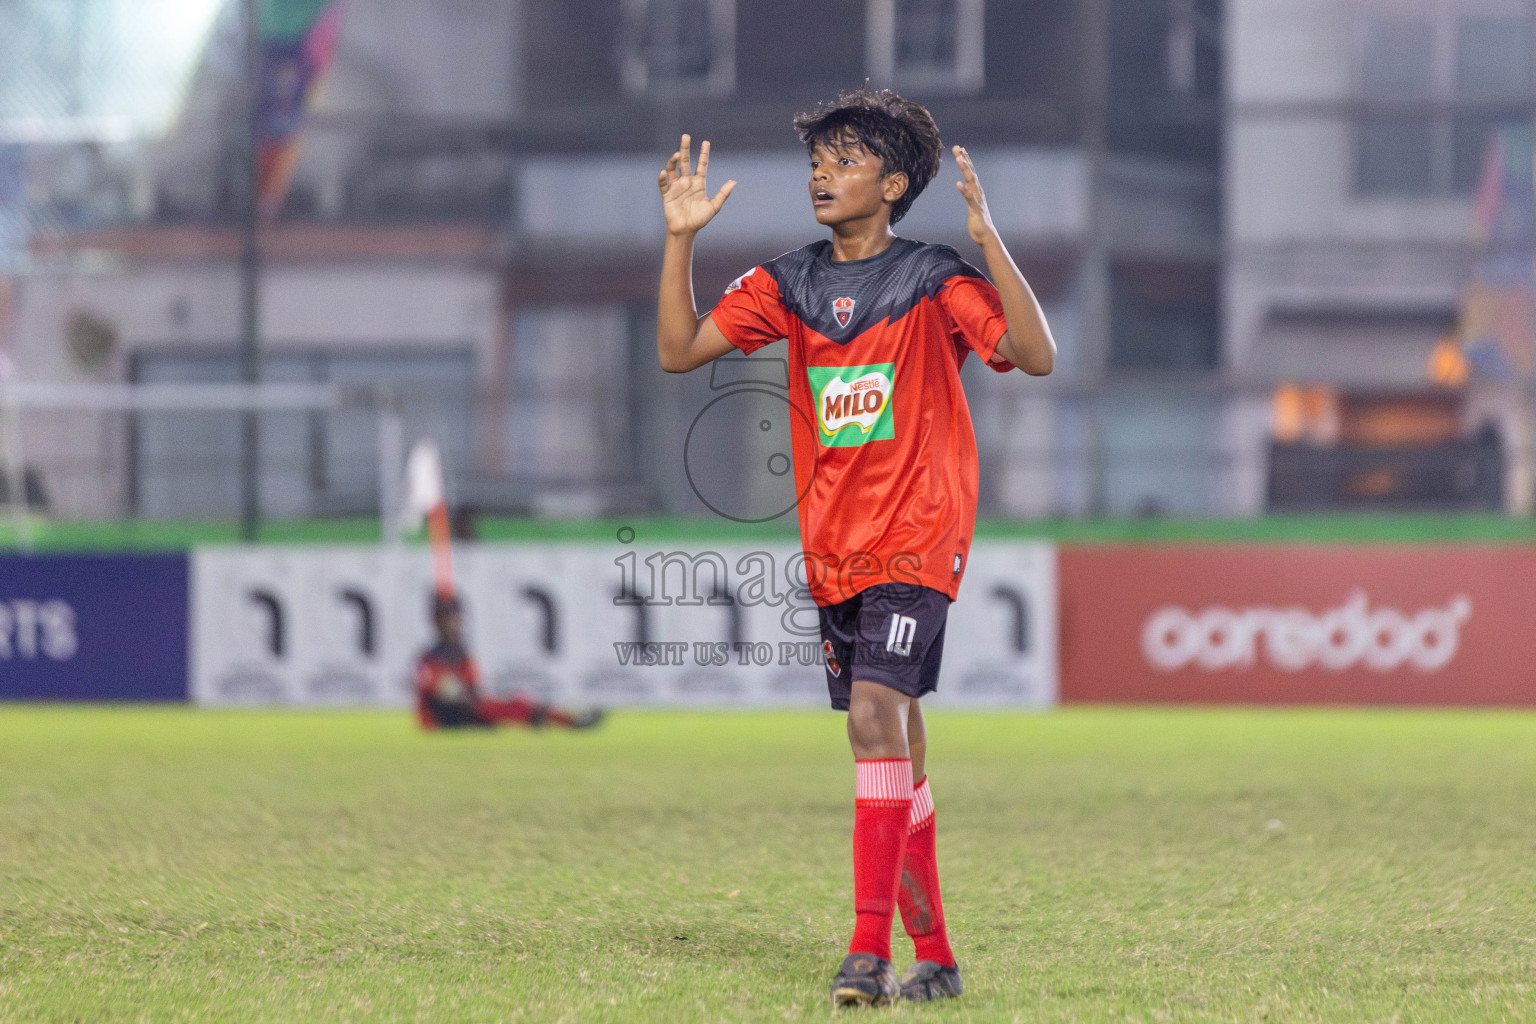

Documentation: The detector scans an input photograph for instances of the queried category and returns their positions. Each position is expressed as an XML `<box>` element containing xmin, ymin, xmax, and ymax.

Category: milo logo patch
<box><xmin>807</xmin><ymin>363</ymin><xmax>895</xmax><ymax>447</ymax></box>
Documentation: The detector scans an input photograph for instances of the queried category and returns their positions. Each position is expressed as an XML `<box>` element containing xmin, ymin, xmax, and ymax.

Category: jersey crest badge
<box><xmin>832</xmin><ymin>296</ymin><xmax>855</xmax><ymax>328</ymax></box>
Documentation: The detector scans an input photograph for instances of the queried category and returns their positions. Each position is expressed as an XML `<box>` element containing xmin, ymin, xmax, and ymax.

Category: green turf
<box><xmin>3</xmin><ymin>707</ymin><xmax>1535</xmax><ymax>1022</ymax></box>
<box><xmin>9</xmin><ymin>512</ymin><xmax>1536</xmax><ymax>552</ymax></box>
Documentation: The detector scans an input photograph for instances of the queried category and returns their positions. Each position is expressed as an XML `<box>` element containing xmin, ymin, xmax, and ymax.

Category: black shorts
<box><xmin>819</xmin><ymin>583</ymin><xmax>951</xmax><ymax>710</ymax></box>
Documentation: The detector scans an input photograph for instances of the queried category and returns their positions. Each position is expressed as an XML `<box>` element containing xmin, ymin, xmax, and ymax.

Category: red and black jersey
<box><xmin>415</xmin><ymin>640</ymin><xmax>483</xmax><ymax>729</ymax></box>
<box><xmin>710</xmin><ymin>238</ymin><xmax>1011</xmax><ymax>606</ymax></box>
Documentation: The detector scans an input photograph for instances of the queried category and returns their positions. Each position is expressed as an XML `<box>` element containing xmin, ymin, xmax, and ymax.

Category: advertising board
<box><xmin>0</xmin><ymin>553</ymin><xmax>189</xmax><ymax>701</ymax></box>
<box><xmin>1060</xmin><ymin>546</ymin><xmax>1534</xmax><ymax>705</ymax></box>
<box><xmin>191</xmin><ymin>541</ymin><xmax>1058</xmax><ymax>708</ymax></box>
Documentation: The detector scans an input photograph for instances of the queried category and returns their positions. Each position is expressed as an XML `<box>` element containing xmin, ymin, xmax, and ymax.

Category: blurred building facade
<box><xmin>7</xmin><ymin>0</ymin><xmax>1234</xmax><ymax>521</ymax></box>
<box><xmin>1226</xmin><ymin>0</ymin><xmax>1532</xmax><ymax>514</ymax></box>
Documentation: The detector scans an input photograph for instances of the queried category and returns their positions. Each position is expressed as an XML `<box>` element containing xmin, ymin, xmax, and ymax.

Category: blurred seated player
<box><xmin>415</xmin><ymin>593</ymin><xmax>602</xmax><ymax>730</ymax></box>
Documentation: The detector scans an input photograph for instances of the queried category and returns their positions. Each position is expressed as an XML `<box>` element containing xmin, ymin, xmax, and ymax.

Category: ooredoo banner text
<box><xmin>1059</xmin><ymin>545</ymin><xmax>1536</xmax><ymax>705</ymax></box>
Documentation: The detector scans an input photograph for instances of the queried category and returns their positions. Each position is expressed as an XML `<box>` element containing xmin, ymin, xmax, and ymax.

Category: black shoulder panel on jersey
<box><xmin>756</xmin><ymin>243</ymin><xmax>824</xmax><ymax>294</ymax></box>
<box><xmin>760</xmin><ymin>239</ymin><xmax>988</xmax><ymax>345</ymax></box>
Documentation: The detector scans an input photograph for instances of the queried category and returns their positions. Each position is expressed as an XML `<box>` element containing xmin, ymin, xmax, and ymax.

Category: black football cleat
<box><xmin>898</xmin><ymin>960</ymin><xmax>963</xmax><ymax>1002</ymax></box>
<box><xmin>571</xmin><ymin>708</ymin><xmax>605</xmax><ymax>730</ymax></box>
<box><xmin>830</xmin><ymin>952</ymin><xmax>898</xmax><ymax>1007</ymax></box>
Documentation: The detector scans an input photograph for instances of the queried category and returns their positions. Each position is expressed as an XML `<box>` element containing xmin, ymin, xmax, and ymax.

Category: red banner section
<box><xmin>1060</xmin><ymin>546</ymin><xmax>1536</xmax><ymax>705</ymax></box>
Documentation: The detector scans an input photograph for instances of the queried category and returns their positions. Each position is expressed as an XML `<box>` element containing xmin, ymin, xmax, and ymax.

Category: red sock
<box><xmin>898</xmin><ymin>776</ymin><xmax>956</xmax><ymax>967</ymax></box>
<box><xmin>849</xmin><ymin>758</ymin><xmax>913</xmax><ymax>961</ymax></box>
<box><xmin>475</xmin><ymin>696</ymin><xmax>579</xmax><ymax>728</ymax></box>
<box><xmin>477</xmin><ymin>696</ymin><xmax>535</xmax><ymax>724</ymax></box>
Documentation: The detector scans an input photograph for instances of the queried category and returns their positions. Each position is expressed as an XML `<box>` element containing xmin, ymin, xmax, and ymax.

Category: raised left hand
<box><xmin>953</xmin><ymin>145</ymin><xmax>997</xmax><ymax>246</ymax></box>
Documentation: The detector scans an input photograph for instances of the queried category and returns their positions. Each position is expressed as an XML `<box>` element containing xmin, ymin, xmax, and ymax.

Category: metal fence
<box><xmin>2</xmin><ymin>367</ymin><xmax>1517</xmax><ymax>536</ymax></box>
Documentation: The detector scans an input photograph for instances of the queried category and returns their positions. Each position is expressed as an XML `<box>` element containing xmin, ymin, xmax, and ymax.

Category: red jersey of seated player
<box><xmin>414</xmin><ymin>639</ymin><xmax>483</xmax><ymax>729</ymax></box>
<box><xmin>415</xmin><ymin>640</ymin><xmax>548</xmax><ymax>729</ymax></box>
<box><xmin>710</xmin><ymin>239</ymin><xmax>1013</xmax><ymax>606</ymax></box>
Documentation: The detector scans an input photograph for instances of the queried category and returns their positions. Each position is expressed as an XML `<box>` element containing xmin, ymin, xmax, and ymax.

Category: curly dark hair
<box><xmin>792</xmin><ymin>87</ymin><xmax>942</xmax><ymax>225</ymax></box>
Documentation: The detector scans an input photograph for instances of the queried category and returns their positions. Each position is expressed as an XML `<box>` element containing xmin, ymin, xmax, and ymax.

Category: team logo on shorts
<box><xmin>823</xmin><ymin>640</ymin><xmax>842</xmax><ymax>677</ymax></box>
<box><xmin>832</xmin><ymin>296</ymin><xmax>855</xmax><ymax>327</ymax></box>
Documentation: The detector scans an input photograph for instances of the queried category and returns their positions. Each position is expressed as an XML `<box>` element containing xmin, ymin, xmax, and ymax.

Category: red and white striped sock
<box><xmin>848</xmin><ymin>758</ymin><xmax>914</xmax><ymax>961</ymax></box>
<box><xmin>898</xmin><ymin>775</ymin><xmax>956</xmax><ymax>967</ymax></box>
<box><xmin>910</xmin><ymin>774</ymin><xmax>935</xmax><ymax>832</ymax></box>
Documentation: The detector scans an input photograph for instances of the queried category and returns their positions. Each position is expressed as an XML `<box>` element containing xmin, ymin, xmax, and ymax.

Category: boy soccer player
<box><xmin>655</xmin><ymin>88</ymin><xmax>1056</xmax><ymax>1006</ymax></box>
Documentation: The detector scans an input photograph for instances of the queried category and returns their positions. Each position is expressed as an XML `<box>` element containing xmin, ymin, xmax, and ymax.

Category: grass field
<box><xmin>3</xmin><ymin>707</ymin><xmax>1535</xmax><ymax>1023</ymax></box>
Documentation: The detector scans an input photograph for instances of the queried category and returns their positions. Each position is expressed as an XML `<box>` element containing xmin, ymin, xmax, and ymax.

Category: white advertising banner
<box><xmin>191</xmin><ymin>541</ymin><xmax>1056</xmax><ymax>708</ymax></box>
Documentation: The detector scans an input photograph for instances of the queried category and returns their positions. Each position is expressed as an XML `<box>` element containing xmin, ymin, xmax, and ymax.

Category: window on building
<box><xmin>1357</xmin><ymin>117</ymin><xmax>1436</xmax><ymax>195</ymax></box>
<box><xmin>1355</xmin><ymin>15</ymin><xmax>1434</xmax><ymax>196</ymax></box>
<box><xmin>130</xmin><ymin>349</ymin><xmax>475</xmax><ymax>519</ymax></box>
<box><xmin>1108</xmin><ymin>261</ymin><xmax>1219</xmax><ymax>372</ymax></box>
<box><xmin>867</xmin><ymin>0</ymin><xmax>984</xmax><ymax>94</ymax></box>
<box><xmin>620</xmin><ymin>0</ymin><xmax>735</xmax><ymax>96</ymax></box>
<box><xmin>1361</xmin><ymin>17</ymin><xmax>1435</xmax><ymax>99</ymax></box>
<box><xmin>1166</xmin><ymin>0</ymin><xmax>1198</xmax><ymax>96</ymax></box>
<box><xmin>1354</xmin><ymin>6</ymin><xmax>1533</xmax><ymax>198</ymax></box>
<box><xmin>1458</xmin><ymin>15</ymin><xmax>1532</xmax><ymax>97</ymax></box>
<box><xmin>0</xmin><ymin>0</ymin><xmax>224</xmax><ymax>139</ymax></box>
<box><xmin>1452</xmin><ymin>14</ymin><xmax>1531</xmax><ymax>191</ymax></box>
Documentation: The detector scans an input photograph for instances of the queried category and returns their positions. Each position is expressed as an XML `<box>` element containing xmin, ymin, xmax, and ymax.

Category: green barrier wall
<box><xmin>6</xmin><ymin>513</ymin><xmax>1536</xmax><ymax>551</ymax></box>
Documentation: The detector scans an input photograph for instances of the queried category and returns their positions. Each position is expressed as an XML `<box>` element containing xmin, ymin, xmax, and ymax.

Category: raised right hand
<box><xmin>658</xmin><ymin>134</ymin><xmax>736</xmax><ymax>236</ymax></box>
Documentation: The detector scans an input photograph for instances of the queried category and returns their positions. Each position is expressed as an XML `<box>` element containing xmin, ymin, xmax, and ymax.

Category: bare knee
<box><xmin>846</xmin><ymin>700</ymin><xmax>899</xmax><ymax>751</ymax></box>
<box><xmin>846</xmin><ymin>680</ymin><xmax>910</xmax><ymax>760</ymax></box>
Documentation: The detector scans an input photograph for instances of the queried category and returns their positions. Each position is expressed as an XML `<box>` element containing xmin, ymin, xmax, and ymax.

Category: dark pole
<box><xmin>238</xmin><ymin>0</ymin><xmax>262</xmax><ymax>540</ymax></box>
<box><xmin>1081</xmin><ymin>0</ymin><xmax>1110</xmax><ymax>517</ymax></box>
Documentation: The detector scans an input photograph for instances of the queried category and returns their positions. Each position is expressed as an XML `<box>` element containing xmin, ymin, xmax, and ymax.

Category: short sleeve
<box><xmin>940</xmin><ymin>274</ymin><xmax>1014</xmax><ymax>373</ymax></box>
<box><xmin>709</xmin><ymin>266</ymin><xmax>790</xmax><ymax>355</ymax></box>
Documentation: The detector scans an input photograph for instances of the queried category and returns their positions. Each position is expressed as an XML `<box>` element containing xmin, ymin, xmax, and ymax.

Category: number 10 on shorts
<box><xmin>887</xmin><ymin>614</ymin><xmax>917</xmax><ymax>657</ymax></box>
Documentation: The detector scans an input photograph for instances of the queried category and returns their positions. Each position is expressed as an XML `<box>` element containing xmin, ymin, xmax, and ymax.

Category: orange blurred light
<box><xmin>1271</xmin><ymin>384</ymin><xmax>1339</xmax><ymax>445</ymax></box>
<box><xmin>1428</xmin><ymin>337</ymin><xmax>1470</xmax><ymax>387</ymax></box>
